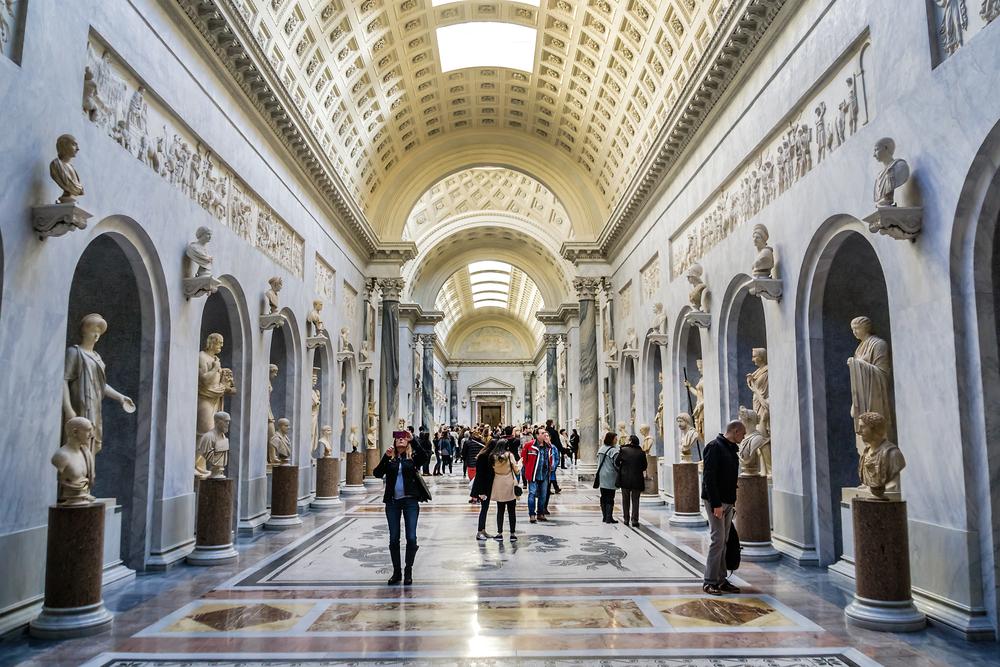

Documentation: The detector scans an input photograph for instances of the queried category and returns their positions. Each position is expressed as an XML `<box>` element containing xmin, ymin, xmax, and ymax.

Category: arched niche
<box><xmin>66</xmin><ymin>227</ymin><xmax>163</xmax><ymax>571</ymax></box>
<box><xmin>642</xmin><ymin>337</ymin><xmax>663</xmax><ymax>455</ymax></box>
<box><xmin>719</xmin><ymin>275</ymin><xmax>768</xmax><ymax>419</ymax></box>
<box><xmin>621</xmin><ymin>354</ymin><xmax>638</xmax><ymax>438</ymax></box>
<box><xmin>672</xmin><ymin>310</ymin><xmax>705</xmax><ymax>463</ymax></box>
<box><xmin>267</xmin><ymin>307</ymin><xmax>301</xmax><ymax>465</ymax></box>
<box><xmin>806</xmin><ymin>229</ymin><xmax>893</xmax><ymax>563</ymax></box>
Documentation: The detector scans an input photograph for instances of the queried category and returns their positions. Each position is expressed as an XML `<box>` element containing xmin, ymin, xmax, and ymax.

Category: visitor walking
<box><xmin>489</xmin><ymin>436</ymin><xmax>522</xmax><ymax>540</ymax></box>
<box><xmin>596</xmin><ymin>432</ymin><xmax>620</xmax><ymax>524</ymax></box>
<box><xmin>523</xmin><ymin>427</ymin><xmax>555</xmax><ymax>523</ymax></box>
<box><xmin>373</xmin><ymin>431</ymin><xmax>430</xmax><ymax>586</ymax></box>
<box><xmin>615</xmin><ymin>434</ymin><xmax>647</xmax><ymax>526</ymax></box>
<box><xmin>570</xmin><ymin>429</ymin><xmax>580</xmax><ymax>464</ymax></box>
<box><xmin>418</xmin><ymin>429</ymin><xmax>433</xmax><ymax>475</ymax></box>
<box><xmin>461</xmin><ymin>429</ymin><xmax>486</xmax><ymax>505</ymax></box>
<box><xmin>471</xmin><ymin>435</ymin><xmax>505</xmax><ymax>539</ymax></box>
<box><xmin>701</xmin><ymin>420</ymin><xmax>745</xmax><ymax>596</ymax></box>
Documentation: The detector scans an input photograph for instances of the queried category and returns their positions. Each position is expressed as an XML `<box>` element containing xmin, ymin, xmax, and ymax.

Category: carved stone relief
<box><xmin>618</xmin><ymin>282</ymin><xmax>633</xmax><ymax>320</ymax></box>
<box><xmin>930</xmin><ymin>0</ymin><xmax>998</xmax><ymax>60</ymax></box>
<box><xmin>315</xmin><ymin>254</ymin><xmax>335</xmax><ymax>302</ymax></box>
<box><xmin>343</xmin><ymin>281</ymin><xmax>358</xmax><ymax>323</ymax></box>
<box><xmin>0</xmin><ymin>0</ymin><xmax>25</xmax><ymax>63</ymax></box>
<box><xmin>641</xmin><ymin>255</ymin><xmax>660</xmax><ymax>301</ymax></box>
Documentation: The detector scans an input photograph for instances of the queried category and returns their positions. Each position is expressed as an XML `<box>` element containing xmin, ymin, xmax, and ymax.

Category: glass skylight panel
<box><xmin>474</xmin><ymin>300</ymin><xmax>509</xmax><ymax>309</ymax></box>
<box><xmin>436</xmin><ymin>23</ymin><xmax>537</xmax><ymax>73</ymax></box>
<box><xmin>470</xmin><ymin>260</ymin><xmax>512</xmax><ymax>273</ymax></box>
<box><xmin>433</xmin><ymin>0</ymin><xmax>538</xmax><ymax>5</ymax></box>
<box><xmin>469</xmin><ymin>271</ymin><xmax>510</xmax><ymax>284</ymax></box>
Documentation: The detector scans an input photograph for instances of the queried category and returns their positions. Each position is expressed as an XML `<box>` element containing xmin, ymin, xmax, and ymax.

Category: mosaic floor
<box><xmin>4</xmin><ymin>470</ymin><xmax>995</xmax><ymax>667</ymax></box>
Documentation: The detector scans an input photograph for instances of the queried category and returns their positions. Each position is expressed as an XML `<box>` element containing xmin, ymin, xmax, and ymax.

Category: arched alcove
<box><xmin>674</xmin><ymin>319</ymin><xmax>705</xmax><ymax>463</ymax></box>
<box><xmin>268</xmin><ymin>319</ymin><xmax>295</xmax><ymax>463</ymax></box>
<box><xmin>719</xmin><ymin>277</ymin><xmax>768</xmax><ymax>419</ymax></box>
<box><xmin>642</xmin><ymin>339</ymin><xmax>663</xmax><ymax>456</ymax></box>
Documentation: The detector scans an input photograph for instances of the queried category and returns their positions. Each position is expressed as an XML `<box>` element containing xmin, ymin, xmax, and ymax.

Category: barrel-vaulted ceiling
<box><xmin>222</xmin><ymin>0</ymin><xmax>731</xmax><ymax>243</ymax></box>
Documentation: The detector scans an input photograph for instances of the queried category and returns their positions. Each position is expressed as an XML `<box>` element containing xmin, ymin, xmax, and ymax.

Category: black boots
<box><xmin>601</xmin><ymin>499</ymin><xmax>618</xmax><ymax>524</ymax></box>
<box><xmin>387</xmin><ymin>542</ymin><xmax>402</xmax><ymax>585</ymax></box>
<box><xmin>403</xmin><ymin>543</ymin><xmax>419</xmax><ymax>585</ymax></box>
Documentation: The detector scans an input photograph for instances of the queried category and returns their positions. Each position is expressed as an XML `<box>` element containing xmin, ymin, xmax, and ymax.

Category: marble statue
<box><xmin>348</xmin><ymin>425</ymin><xmax>359</xmax><ymax>453</ymax></box>
<box><xmin>197</xmin><ymin>411</ymin><xmax>231</xmax><ymax>479</ymax></box>
<box><xmin>737</xmin><ymin>406</ymin><xmax>769</xmax><ymax>477</ymax></box>
<box><xmin>935</xmin><ymin>0</ymin><xmax>969</xmax><ymax>56</ymax></box>
<box><xmin>747</xmin><ymin>348</ymin><xmax>770</xmax><ymax>446</ymax></box>
<box><xmin>367</xmin><ymin>401</ymin><xmax>378</xmax><ymax>449</ymax></box>
<box><xmin>461</xmin><ymin>397</ymin><xmax>468</xmax><ymax>409</ymax></box>
<box><xmin>607</xmin><ymin>340</ymin><xmax>618</xmax><ymax>362</ymax></box>
<box><xmin>639</xmin><ymin>423</ymin><xmax>654</xmax><ymax>454</ymax></box>
<box><xmin>984</xmin><ymin>0</ymin><xmax>1000</xmax><ymax>25</ymax></box>
<box><xmin>848</xmin><ymin>316</ymin><xmax>894</xmax><ymax>455</ymax></box>
<box><xmin>52</xmin><ymin>417</ymin><xmax>96</xmax><ymax>505</ymax></box>
<box><xmin>63</xmin><ymin>313</ymin><xmax>135</xmax><ymax>455</ymax></box>
<box><xmin>340</xmin><ymin>327</ymin><xmax>352</xmax><ymax>352</ymax></box>
<box><xmin>359</xmin><ymin>340</ymin><xmax>372</xmax><ymax>364</ymax></box>
<box><xmin>265</xmin><ymin>277</ymin><xmax>282</xmax><ymax>314</ymax></box>
<box><xmin>857</xmin><ymin>411</ymin><xmax>905</xmax><ymax>498</ymax></box>
<box><xmin>186</xmin><ymin>226</ymin><xmax>215</xmax><ymax>279</ymax></box>
<box><xmin>318</xmin><ymin>425</ymin><xmax>333</xmax><ymax>458</ymax></box>
<box><xmin>82</xmin><ymin>68</ymin><xmax>103</xmax><ymax>122</ymax></box>
<box><xmin>648</xmin><ymin>302</ymin><xmax>666</xmax><ymax>335</ymax></box>
<box><xmin>49</xmin><ymin>134</ymin><xmax>84</xmax><ymax>203</ymax></box>
<box><xmin>307</xmin><ymin>300</ymin><xmax>328</xmax><ymax>337</ymax></box>
<box><xmin>515</xmin><ymin>397</ymin><xmax>521</xmax><ymax>408</ymax></box>
<box><xmin>623</xmin><ymin>326</ymin><xmax>638</xmax><ymax>350</ymax></box>
<box><xmin>872</xmin><ymin>137</ymin><xmax>910</xmax><ymax>208</ymax></box>
<box><xmin>268</xmin><ymin>418</ymin><xmax>291</xmax><ymax>465</ymax></box>
<box><xmin>752</xmin><ymin>224</ymin><xmax>775</xmax><ymax>278</ymax></box>
<box><xmin>653</xmin><ymin>374</ymin><xmax>664</xmax><ymax>439</ymax></box>
<box><xmin>197</xmin><ymin>333</ymin><xmax>233</xmax><ymax>478</ymax></box>
<box><xmin>685</xmin><ymin>264</ymin><xmax>708</xmax><ymax>312</ymax></box>
<box><xmin>267</xmin><ymin>364</ymin><xmax>278</xmax><ymax>443</ymax></box>
<box><xmin>684</xmin><ymin>360</ymin><xmax>706</xmax><ymax>443</ymax></box>
<box><xmin>341</xmin><ymin>381</ymin><xmax>347</xmax><ymax>431</ymax></box>
<box><xmin>617</xmin><ymin>421</ymin><xmax>628</xmax><ymax>447</ymax></box>
<box><xmin>310</xmin><ymin>368</ymin><xmax>321</xmax><ymax>453</ymax></box>
<box><xmin>676</xmin><ymin>413</ymin><xmax>698</xmax><ymax>463</ymax></box>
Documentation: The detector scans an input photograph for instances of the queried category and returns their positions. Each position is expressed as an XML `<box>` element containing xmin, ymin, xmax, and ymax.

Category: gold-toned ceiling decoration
<box><xmin>233</xmin><ymin>0</ymin><xmax>728</xmax><ymax>221</ymax></box>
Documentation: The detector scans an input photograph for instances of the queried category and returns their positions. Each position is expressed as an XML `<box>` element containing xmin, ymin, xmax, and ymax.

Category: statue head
<box><xmin>195</xmin><ymin>226</ymin><xmax>212</xmax><ymax>243</ymax></box>
<box><xmin>79</xmin><ymin>313</ymin><xmax>108</xmax><ymax>344</ymax></box>
<box><xmin>873</xmin><ymin>137</ymin><xmax>895</xmax><ymax>163</ymax></box>
<box><xmin>204</xmin><ymin>333</ymin><xmax>224</xmax><ymax>354</ymax></box>
<box><xmin>350</xmin><ymin>425</ymin><xmax>357</xmax><ymax>434</ymax></box>
<box><xmin>65</xmin><ymin>416</ymin><xmax>93</xmax><ymax>447</ymax></box>
<box><xmin>213</xmin><ymin>411</ymin><xmax>231</xmax><ymax>434</ymax></box>
<box><xmin>322</xmin><ymin>425</ymin><xmax>332</xmax><ymax>438</ymax></box>
<box><xmin>268</xmin><ymin>276</ymin><xmax>283</xmax><ymax>291</ymax></box>
<box><xmin>312</xmin><ymin>367</ymin><xmax>319</xmax><ymax>386</ymax></box>
<box><xmin>677</xmin><ymin>413</ymin><xmax>693</xmax><ymax>430</ymax></box>
<box><xmin>269</xmin><ymin>363</ymin><xmax>278</xmax><ymax>378</ymax></box>
<box><xmin>56</xmin><ymin>134</ymin><xmax>79</xmax><ymax>160</ymax></box>
<box><xmin>850</xmin><ymin>316</ymin><xmax>874</xmax><ymax>340</ymax></box>
<box><xmin>617</xmin><ymin>421</ymin><xmax>627</xmax><ymax>432</ymax></box>
<box><xmin>738</xmin><ymin>405</ymin><xmax>759</xmax><ymax>431</ymax></box>
<box><xmin>696</xmin><ymin>358</ymin><xmax>703</xmax><ymax>373</ymax></box>
<box><xmin>361</xmin><ymin>340</ymin><xmax>370</xmax><ymax>351</ymax></box>
<box><xmin>652</xmin><ymin>302</ymin><xmax>663</xmax><ymax>314</ymax></box>
<box><xmin>858</xmin><ymin>411</ymin><xmax>887</xmax><ymax>446</ymax></box>
<box><xmin>312</xmin><ymin>299</ymin><xmax>324</xmax><ymax>312</ymax></box>
<box><xmin>753</xmin><ymin>223</ymin><xmax>769</xmax><ymax>249</ymax></box>
<box><xmin>685</xmin><ymin>263</ymin><xmax>704</xmax><ymax>286</ymax></box>
<box><xmin>639</xmin><ymin>423</ymin><xmax>650</xmax><ymax>436</ymax></box>
<box><xmin>752</xmin><ymin>348</ymin><xmax>767</xmax><ymax>367</ymax></box>
<box><xmin>341</xmin><ymin>326</ymin><xmax>349</xmax><ymax>337</ymax></box>
<box><xmin>276</xmin><ymin>418</ymin><xmax>290</xmax><ymax>434</ymax></box>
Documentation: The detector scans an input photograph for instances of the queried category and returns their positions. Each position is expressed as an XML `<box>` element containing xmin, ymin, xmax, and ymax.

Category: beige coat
<box><xmin>490</xmin><ymin>452</ymin><xmax>523</xmax><ymax>503</ymax></box>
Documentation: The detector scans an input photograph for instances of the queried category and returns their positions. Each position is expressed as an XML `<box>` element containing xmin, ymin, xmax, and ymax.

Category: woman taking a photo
<box><xmin>374</xmin><ymin>431</ymin><xmax>430</xmax><ymax>585</ymax></box>
<box><xmin>615</xmin><ymin>434</ymin><xmax>647</xmax><ymax>526</ymax></box>
<box><xmin>596</xmin><ymin>432</ymin><xmax>620</xmax><ymax>524</ymax></box>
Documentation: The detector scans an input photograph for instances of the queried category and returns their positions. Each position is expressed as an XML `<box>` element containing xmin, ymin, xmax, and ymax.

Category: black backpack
<box><xmin>726</xmin><ymin>521</ymin><xmax>742</xmax><ymax>571</ymax></box>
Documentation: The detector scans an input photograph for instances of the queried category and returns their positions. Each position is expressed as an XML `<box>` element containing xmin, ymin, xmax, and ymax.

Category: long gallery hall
<box><xmin>1</xmin><ymin>0</ymin><xmax>1000</xmax><ymax>666</ymax></box>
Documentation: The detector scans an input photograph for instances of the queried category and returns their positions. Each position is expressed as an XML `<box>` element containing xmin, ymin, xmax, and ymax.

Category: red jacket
<box><xmin>520</xmin><ymin>439</ymin><xmax>556</xmax><ymax>482</ymax></box>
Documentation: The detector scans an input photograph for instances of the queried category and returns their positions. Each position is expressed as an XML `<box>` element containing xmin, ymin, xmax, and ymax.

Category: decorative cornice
<box><xmin>375</xmin><ymin>278</ymin><xmax>406</xmax><ymax>301</ymax></box>
<box><xmin>370</xmin><ymin>241</ymin><xmax>418</xmax><ymax>265</ymax></box>
<box><xmin>398</xmin><ymin>302</ymin><xmax>444</xmax><ymax>325</ymax></box>
<box><xmin>535</xmin><ymin>302</ymin><xmax>580</xmax><ymax>325</ymax></box>
<box><xmin>453</xmin><ymin>359</ymin><xmax>536</xmax><ymax>367</ymax></box>
<box><xmin>171</xmin><ymin>0</ymin><xmax>379</xmax><ymax>258</ymax></box>
<box><xmin>573</xmin><ymin>277</ymin><xmax>603</xmax><ymax>301</ymax></box>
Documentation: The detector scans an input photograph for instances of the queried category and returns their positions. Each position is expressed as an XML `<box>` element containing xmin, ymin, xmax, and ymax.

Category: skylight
<box><xmin>470</xmin><ymin>261</ymin><xmax>512</xmax><ymax>309</ymax></box>
<box><xmin>436</xmin><ymin>23</ymin><xmax>537</xmax><ymax>73</ymax></box>
<box><xmin>433</xmin><ymin>0</ymin><xmax>538</xmax><ymax>5</ymax></box>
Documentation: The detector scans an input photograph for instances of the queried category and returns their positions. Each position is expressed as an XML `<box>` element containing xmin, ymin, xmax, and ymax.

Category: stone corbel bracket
<box><xmin>183</xmin><ymin>276</ymin><xmax>221</xmax><ymax>300</ymax></box>
<box><xmin>621</xmin><ymin>348</ymin><xmax>641</xmax><ymax>360</ymax></box>
<box><xmin>337</xmin><ymin>351</ymin><xmax>355</xmax><ymax>363</ymax></box>
<box><xmin>306</xmin><ymin>335</ymin><xmax>329</xmax><ymax>350</ymax></box>
<box><xmin>260</xmin><ymin>313</ymin><xmax>287</xmax><ymax>331</ymax></box>
<box><xmin>647</xmin><ymin>334</ymin><xmax>670</xmax><ymax>348</ymax></box>
<box><xmin>864</xmin><ymin>206</ymin><xmax>923</xmax><ymax>242</ymax></box>
<box><xmin>604</xmin><ymin>359</ymin><xmax>620</xmax><ymax>370</ymax></box>
<box><xmin>749</xmin><ymin>278</ymin><xmax>783</xmax><ymax>301</ymax></box>
<box><xmin>685</xmin><ymin>312</ymin><xmax>712</xmax><ymax>329</ymax></box>
<box><xmin>357</xmin><ymin>360</ymin><xmax>373</xmax><ymax>372</ymax></box>
<box><xmin>32</xmin><ymin>203</ymin><xmax>92</xmax><ymax>239</ymax></box>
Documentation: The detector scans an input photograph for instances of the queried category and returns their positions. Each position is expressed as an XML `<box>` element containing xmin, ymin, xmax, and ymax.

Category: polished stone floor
<box><xmin>2</xmin><ymin>468</ymin><xmax>998</xmax><ymax>667</ymax></box>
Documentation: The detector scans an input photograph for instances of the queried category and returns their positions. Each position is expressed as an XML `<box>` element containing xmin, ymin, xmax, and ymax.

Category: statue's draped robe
<box><xmin>197</xmin><ymin>351</ymin><xmax>226</xmax><ymax>475</ymax></box>
<box><xmin>748</xmin><ymin>364</ymin><xmax>770</xmax><ymax>444</ymax></box>
<box><xmin>65</xmin><ymin>346</ymin><xmax>107</xmax><ymax>452</ymax></box>
<box><xmin>849</xmin><ymin>335</ymin><xmax>894</xmax><ymax>452</ymax></box>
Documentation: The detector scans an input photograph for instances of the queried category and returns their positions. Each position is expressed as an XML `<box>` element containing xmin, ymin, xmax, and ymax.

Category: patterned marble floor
<box><xmin>3</xmin><ymin>470</ymin><xmax>995</xmax><ymax>667</ymax></box>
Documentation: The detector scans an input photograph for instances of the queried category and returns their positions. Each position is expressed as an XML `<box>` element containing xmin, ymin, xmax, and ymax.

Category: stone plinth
<box><xmin>341</xmin><ymin>451</ymin><xmax>367</xmax><ymax>495</ymax></box>
<box><xmin>845</xmin><ymin>498</ymin><xmax>926</xmax><ymax>632</ymax></box>
<box><xmin>30</xmin><ymin>503</ymin><xmax>113</xmax><ymax>639</ymax></box>
<box><xmin>265</xmin><ymin>465</ymin><xmax>302</xmax><ymax>530</ymax></box>
<box><xmin>669</xmin><ymin>462</ymin><xmax>707</xmax><ymax>526</ymax></box>
<box><xmin>259</xmin><ymin>313</ymin><xmax>287</xmax><ymax>330</ymax></box>
<box><xmin>735</xmin><ymin>474</ymin><xmax>779</xmax><ymax>561</ymax></box>
<box><xmin>364</xmin><ymin>447</ymin><xmax>382</xmax><ymax>488</ymax></box>
<box><xmin>188</xmin><ymin>478</ymin><xmax>238</xmax><ymax>565</ymax></box>
<box><xmin>32</xmin><ymin>202</ymin><xmax>92</xmax><ymax>238</ymax></box>
<box><xmin>640</xmin><ymin>454</ymin><xmax>664</xmax><ymax>505</ymax></box>
<box><xmin>312</xmin><ymin>457</ymin><xmax>343</xmax><ymax>508</ymax></box>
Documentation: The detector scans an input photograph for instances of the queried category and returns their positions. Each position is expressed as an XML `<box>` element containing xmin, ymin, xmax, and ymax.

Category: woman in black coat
<box><xmin>615</xmin><ymin>434</ymin><xmax>648</xmax><ymax>527</ymax></box>
<box><xmin>373</xmin><ymin>432</ymin><xmax>430</xmax><ymax>585</ymax></box>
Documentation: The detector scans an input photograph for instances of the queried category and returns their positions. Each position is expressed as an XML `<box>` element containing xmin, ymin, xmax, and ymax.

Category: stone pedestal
<box><xmin>735</xmin><ymin>474</ymin><xmax>779</xmax><ymax>561</ymax></box>
<box><xmin>669</xmin><ymin>462</ymin><xmax>707</xmax><ymax>526</ymax></box>
<box><xmin>363</xmin><ymin>447</ymin><xmax>382</xmax><ymax>488</ymax></box>
<box><xmin>30</xmin><ymin>503</ymin><xmax>113</xmax><ymax>639</ymax></box>
<box><xmin>312</xmin><ymin>458</ymin><xmax>343</xmax><ymax>508</ymax></box>
<box><xmin>32</xmin><ymin>202</ymin><xmax>92</xmax><ymax>238</ymax></box>
<box><xmin>341</xmin><ymin>451</ymin><xmax>367</xmax><ymax>495</ymax></box>
<box><xmin>845</xmin><ymin>498</ymin><xmax>926</xmax><ymax>632</ymax></box>
<box><xmin>265</xmin><ymin>465</ymin><xmax>302</xmax><ymax>530</ymax></box>
<box><xmin>98</xmin><ymin>499</ymin><xmax>135</xmax><ymax>587</ymax></box>
<box><xmin>187</xmin><ymin>478</ymin><xmax>238</xmax><ymax>565</ymax></box>
<box><xmin>640</xmin><ymin>454</ymin><xmax>664</xmax><ymax>505</ymax></box>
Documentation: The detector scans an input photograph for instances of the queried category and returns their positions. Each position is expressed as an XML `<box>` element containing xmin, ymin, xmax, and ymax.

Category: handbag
<box><xmin>726</xmin><ymin>519</ymin><xmax>741</xmax><ymax>571</ymax></box>
<box><xmin>510</xmin><ymin>455</ymin><xmax>522</xmax><ymax>498</ymax></box>
<box><xmin>414</xmin><ymin>466</ymin><xmax>432</xmax><ymax>502</ymax></box>
<box><xmin>593</xmin><ymin>452</ymin><xmax>606</xmax><ymax>489</ymax></box>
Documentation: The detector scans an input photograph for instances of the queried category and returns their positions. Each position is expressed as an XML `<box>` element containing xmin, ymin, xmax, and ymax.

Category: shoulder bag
<box><xmin>413</xmin><ymin>464</ymin><xmax>433</xmax><ymax>502</ymax></box>
<box><xmin>510</xmin><ymin>455</ymin><xmax>523</xmax><ymax>498</ymax></box>
<box><xmin>593</xmin><ymin>451</ymin><xmax>606</xmax><ymax>489</ymax></box>
<box><xmin>726</xmin><ymin>520</ymin><xmax>741</xmax><ymax>571</ymax></box>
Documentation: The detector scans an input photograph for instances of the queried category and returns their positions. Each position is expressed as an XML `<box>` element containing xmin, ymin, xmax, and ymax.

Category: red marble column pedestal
<box><xmin>265</xmin><ymin>465</ymin><xmax>302</xmax><ymax>530</ymax></box>
<box><xmin>669</xmin><ymin>462</ymin><xmax>707</xmax><ymax>526</ymax></box>
<box><xmin>188</xmin><ymin>478</ymin><xmax>238</xmax><ymax>565</ymax></box>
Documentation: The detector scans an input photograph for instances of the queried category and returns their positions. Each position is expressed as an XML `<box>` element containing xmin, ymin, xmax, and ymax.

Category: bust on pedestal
<box><xmin>684</xmin><ymin>265</ymin><xmax>712</xmax><ymax>329</ymax></box>
<box><xmin>188</xmin><ymin>412</ymin><xmax>239</xmax><ymax>565</ymax></box>
<box><xmin>306</xmin><ymin>300</ymin><xmax>329</xmax><ymax>349</ymax></box>
<box><xmin>670</xmin><ymin>413</ymin><xmax>707</xmax><ymax>526</ymax></box>
<box><xmin>182</xmin><ymin>226</ymin><xmax>221</xmax><ymax>299</ymax></box>
<box><xmin>313</xmin><ymin>424</ymin><xmax>343</xmax><ymax>508</ymax></box>
<box><xmin>735</xmin><ymin>407</ymin><xmax>779</xmax><ymax>561</ymax></box>
<box><xmin>863</xmin><ymin>137</ymin><xmax>922</xmax><ymax>241</ymax></box>
<box><xmin>260</xmin><ymin>277</ymin><xmax>288</xmax><ymax>330</ymax></box>
<box><xmin>748</xmin><ymin>224</ymin><xmax>783</xmax><ymax>300</ymax></box>
<box><xmin>265</xmin><ymin>419</ymin><xmax>302</xmax><ymax>530</ymax></box>
<box><xmin>33</xmin><ymin>134</ymin><xmax>93</xmax><ymax>239</ymax></box>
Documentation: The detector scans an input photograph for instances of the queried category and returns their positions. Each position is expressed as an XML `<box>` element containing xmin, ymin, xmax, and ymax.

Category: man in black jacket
<box><xmin>701</xmin><ymin>419</ymin><xmax>745</xmax><ymax>596</ymax></box>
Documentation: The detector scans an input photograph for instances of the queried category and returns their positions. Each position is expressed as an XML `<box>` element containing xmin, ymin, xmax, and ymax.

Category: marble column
<box><xmin>544</xmin><ymin>334</ymin><xmax>559</xmax><ymax>426</ymax></box>
<box><xmin>378</xmin><ymin>278</ymin><xmax>404</xmax><ymax>453</ymax></box>
<box><xmin>523</xmin><ymin>371</ymin><xmax>533</xmax><ymax>424</ymax></box>
<box><xmin>603</xmin><ymin>280</ymin><xmax>617</xmax><ymax>429</ymax></box>
<box><xmin>574</xmin><ymin>277</ymin><xmax>602</xmax><ymax>478</ymax></box>
<box><xmin>448</xmin><ymin>371</ymin><xmax>459</xmax><ymax>426</ymax></box>
<box><xmin>421</xmin><ymin>333</ymin><xmax>435</xmax><ymax>431</ymax></box>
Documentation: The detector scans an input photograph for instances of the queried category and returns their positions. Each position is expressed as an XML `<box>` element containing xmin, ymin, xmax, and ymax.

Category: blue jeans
<box><xmin>385</xmin><ymin>497</ymin><xmax>420</xmax><ymax>547</ymax></box>
<box><xmin>527</xmin><ymin>480</ymin><xmax>549</xmax><ymax>517</ymax></box>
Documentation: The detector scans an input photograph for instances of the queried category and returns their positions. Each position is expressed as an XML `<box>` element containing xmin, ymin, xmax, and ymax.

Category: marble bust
<box><xmin>857</xmin><ymin>411</ymin><xmax>905</xmax><ymax>498</ymax></box>
<box><xmin>847</xmin><ymin>316</ymin><xmax>894</xmax><ymax>455</ymax></box>
<box><xmin>737</xmin><ymin>406</ymin><xmax>768</xmax><ymax>477</ymax></box>
<box><xmin>340</xmin><ymin>327</ymin><xmax>352</xmax><ymax>352</ymax></box>
<box><xmin>359</xmin><ymin>340</ymin><xmax>372</xmax><ymax>363</ymax></box>
<box><xmin>617</xmin><ymin>421</ymin><xmax>628</xmax><ymax>447</ymax></box>
<box><xmin>752</xmin><ymin>224</ymin><xmax>775</xmax><ymax>279</ymax></box>
<box><xmin>186</xmin><ymin>226</ymin><xmax>215</xmax><ymax>279</ymax></box>
<box><xmin>348</xmin><ymin>425</ymin><xmax>359</xmax><ymax>453</ymax></box>
<box><xmin>264</xmin><ymin>277</ymin><xmax>282</xmax><ymax>314</ymax></box>
<box><xmin>622</xmin><ymin>326</ymin><xmax>638</xmax><ymax>351</ymax></box>
<box><xmin>685</xmin><ymin>264</ymin><xmax>708</xmax><ymax>312</ymax></box>
<box><xmin>873</xmin><ymin>137</ymin><xmax>910</xmax><ymax>207</ymax></box>
<box><xmin>52</xmin><ymin>417</ymin><xmax>96</xmax><ymax>505</ymax></box>
<box><xmin>639</xmin><ymin>423</ymin><xmax>654</xmax><ymax>454</ymax></box>
<box><xmin>307</xmin><ymin>300</ymin><xmax>327</xmax><ymax>337</ymax></box>
<box><xmin>49</xmin><ymin>134</ymin><xmax>84</xmax><ymax>203</ymax></box>
<box><xmin>197</xmin><ymin>411</ymin><xmax>231</xmax><ymax>479</ymax></box>
<box><xmin>318</xmin><ymin>425</ymin><xmax>333</xmax><ymax>458</ymax></box>
<box><xmin>676</xmin><ymin>413</ymin><xmax>698</xmax><ymax>463</ymax></box>
<box><xmin>63</xmin><ymin>313</ymin><xmax>135</xmax><ymax>455</ymax></box>
<box><xmin>648</xmin><ymin>302</ymin><xmax>666</xmax><ymax>335</ymax></box>
<box><xmin>268</xmin><ymin>418</ymin><xmax>292</xmax><ymax>465</ymax></box>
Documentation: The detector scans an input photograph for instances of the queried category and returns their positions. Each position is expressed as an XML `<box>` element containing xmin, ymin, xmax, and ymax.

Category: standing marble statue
<box><xmin>186</xmin><ymin>227</ymin><xmax>215</xmax><ymax>279</ymax></box>
<box><xmin>752</xmin><ymin>224</ymin><xmax>775</xmax><ymax>278</ymax></box>
<box><xmin>49</xmin><ymin>134</ymin><xmax>85</xmax><ymax>203</ymax></box>
<box><xmin>268</xmin><ymin>418</ymin><xmax>292</xmax><ymax>465</ymax></box>
<box><xmin>676</xmin><ymin>413</ymin><xmax>698</xmax><ymax>463</ymax></box>
<box><xmin>617</xmin><ymin>421</ymin><xmax>628</xmax><ymax>447</ymax></box>
<box><xmin>265</xmin><ymin>277</ymin><xmax>283</xmax><ymax>313</ymax></box>
<box><xmin>52</xmin><ymin>417</ymin><xmax>97</xmax><ymax>505</ymax></box>
<box><xmin>653</xmin><ymin>373</ymin><xmax>664</xmax><ymax>439</ymax></box>
<box><xmin>310</xmin><ymin>368</ymin><xmax>321</xmax><ymax>454</ymax></box>
<box><xmin>684</xmin><ymin>359</ymin><xmax>706</xmax><ymax>443</ymax></box>
<box><xmin>639</xmin><ymin>423</ymin><xmax>654</xmax><ymax>454</ymax></box>
<box><xmin>737</xmin><ymin>406</ymin><xmax>769</xmax><ymax>476</ymax></box>
<box><xmin>685</xmin><ymin>264</ymin><xmax>709</xmax><ymax>312</ymax></box>
<box><xmin>872</xmin><ymin>138</ymin><xmax>910</xmax><ymax>207</ymax></box>
<box><xmin>267</xmin><ymin>364</ymin><xmax>278</xmax><ymax>443</ymax></box>
<box><xmin>340</xmin><ymin>381</ymin><xmax>347</xmax><ymax>432</ymax></box>
<box><xmin>847</xmin><ymin>316</ymin><xmax>894</xmax><ymax>455</ymax></box>
<box><xmin>307</xmin><ymin>300</ymin><xmax>328</xmax><ymax>337</ymax></box>
<box><xmin>857</xmin><ymin>411</ymin><xmax>905</xmax><ymax>498</ymax></box>
<box><xmin>318</xmin><ymin>425</ymin><xmax>333</xmax><ymax>458</ymax></box>
<box><xmin>197</xmin><ymin>411</ymin><xmax>231</xmax><ymax>479</ymax></box>
<box><xmin>63</xmin><ymin>313</ymin><xmax>135</xmax><ymax>455</ymax></box>
<box><xmin>340</xmin><ymin>327</ymin><xmax>352</xmax><ymax>352</ymax></box>
<box><xmin>196</xmin><ymin>333</ymin><xmax>233</xmax><ymax>479</ymax></box>
<box><xmin>747</xmin><ymin>348</ymin><xmax>770</xmax><ymax>446</ymax></box>
<box><xmin>367</xmin><ymin>401</ymin><xmax>379</xmax><ymax>449</ymax></box>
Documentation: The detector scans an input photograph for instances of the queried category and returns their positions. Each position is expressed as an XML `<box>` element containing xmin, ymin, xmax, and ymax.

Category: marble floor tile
<box><xmin>160</xmin><ymin>602</ymin><xmax>315</xmax><ymax>633</ymax></box>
